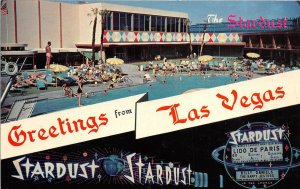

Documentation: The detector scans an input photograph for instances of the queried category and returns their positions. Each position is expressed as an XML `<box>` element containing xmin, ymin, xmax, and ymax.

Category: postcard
<box><xmin>1</xmin><ymin>0</ymin><xmax>300</xmax><ymax>188</ymax></box>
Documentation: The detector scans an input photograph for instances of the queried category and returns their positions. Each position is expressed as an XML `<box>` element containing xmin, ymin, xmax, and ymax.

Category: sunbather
<box><xmin>13</xmin><ymin>81</ymin><xmax>29</xmax><ymax>88</ymax></box>
<box><xmin>24</xmin><ymin>79</ymin><xmax>37</xmax><ymax>86</ymax></box>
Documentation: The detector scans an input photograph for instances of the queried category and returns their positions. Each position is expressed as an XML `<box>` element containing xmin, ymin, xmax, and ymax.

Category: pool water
<box><xmin>32</xmin><ymin>75</ymin><xmax>246</xmax><ymax>116</ymax></box>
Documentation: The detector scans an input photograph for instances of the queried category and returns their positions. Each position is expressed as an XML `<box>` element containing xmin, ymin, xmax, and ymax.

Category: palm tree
<box><xmin>87</xmin><ymin>8</ymin><xmax>100</xmax><ymax>64</ymax></box>
<box><xmin>87</xmin><ymin>8</ymin><xmax>110</xmax><ymax>65</ymax></box>
<box><xmin>99</xmin><ymin>9</ymin><xmax>110</xmax><ymax>64</ymax></box>
<box><xmin>184</xmin><ymin>18</ymin><xmax>193</xmax><ymax>58</ymax></box>
<box><xmin>200</xmin><ymin>21</ymin><xmax>208</xmax><ymax>57</ymax></box>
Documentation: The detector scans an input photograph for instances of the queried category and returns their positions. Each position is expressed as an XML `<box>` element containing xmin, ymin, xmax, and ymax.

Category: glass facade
<box><xmin>133</xmin><ymin>14</ymin><xmax>147</xmax><ymax>31</ymax></box>
<box><xmin>167</xmin><ymin>17</ymin><xmax>171</xmax><ymax>32</ymax></box>
<box><xmin>113</xmin><ymin>12</ymin><xmax>132</xmax><ymax>31</ymax></box>
<box><xmin>104</xmin><ymin>13</ymin><xmax>112</xmax><ymax>30</ymax></box>
<box><xmin>151</xmin><ymin>16</ymin><xmax>156</xmax><ymax>31</ymax></box>
<box><xmin>110</xmin><ymin>11</ymin><xmax>185</xmax><ymax>32</ymax></box>
<box><xmin>113</xmin><ymin>12</ymin><xmax>119</xmax><ymax>30</ymax></box>
<box><xmin>182</xmin><ymin>19</ymin><xmax>187</xmax><ymax>32</ymax></box>
<box><xmin>145</xmin><ymin>15</ymin><xmax>150</xmax><ymax>31</ymax></box>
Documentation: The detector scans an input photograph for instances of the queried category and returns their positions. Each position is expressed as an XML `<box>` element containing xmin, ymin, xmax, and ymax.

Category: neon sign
<box><xmin>227</xmin><ymin>14</ymin><xmax>288</xmax><ymax>29</ymax></box>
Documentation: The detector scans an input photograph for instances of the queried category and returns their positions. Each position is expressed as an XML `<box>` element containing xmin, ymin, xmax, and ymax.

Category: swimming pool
<box><xmin>31</xmin><ymin>75</ymin><xmax>246</xmax><ymax>116</ymax></box>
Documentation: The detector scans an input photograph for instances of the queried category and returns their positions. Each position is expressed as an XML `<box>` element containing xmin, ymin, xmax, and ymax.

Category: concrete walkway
<box><xmin>2</xmin><ymin>64</ymin><xmax>145</xmax><ymax>107</ymax></box>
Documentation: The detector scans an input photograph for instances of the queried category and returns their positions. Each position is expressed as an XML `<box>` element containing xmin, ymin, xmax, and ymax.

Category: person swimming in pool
<box><xmin>62</xmin><ymin>83</ymin><xmax>74</xmax><ymax>97</ymax></box>
<box><xmin>77</xmin><ymin>77</ymin><xmax>84</xmax><ymax>106</ymax></box>
<box><xmin>108</xmin><ymin>82</ymin><xmax>114</xmax><ymax>89</ymax></box>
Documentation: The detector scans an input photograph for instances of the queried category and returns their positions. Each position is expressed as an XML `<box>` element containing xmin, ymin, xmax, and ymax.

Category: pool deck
<box><xmin>2</xmin><ymin>64</ymin><xmax>263</xmax><ymax>107</ymax></box>
<box><xmin>2</xmin><ymin>64</ymin><xmax>145</xmax><ymax>107</ymax></box>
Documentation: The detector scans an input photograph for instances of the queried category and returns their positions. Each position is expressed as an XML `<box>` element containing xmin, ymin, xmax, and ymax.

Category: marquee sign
<box><xmin>212</xmin><ymin>122</ymin><xmax>300</xmax><ymax>188</ymax></box>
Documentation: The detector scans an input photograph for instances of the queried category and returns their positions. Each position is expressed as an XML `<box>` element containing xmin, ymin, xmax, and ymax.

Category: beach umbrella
<box><xmin>198</xmin><ymin>55</ymin><xmax>213</xmax><ymax>63</ymax></box>
<box><xmin>50</xmin><ymin>64</ymin><xmax>69</xmax><ymax>72</ymax></box>
<box><xmin>198</xmin><ymin>55</ymin><xmax>213</xmax><ymax>73</ymax></box>
<box><xmin>246</xmin><ymin>52</ymin><xmax>260</xmax><ymax>59</ymax></box>
<box><xmin>50</xmin><ymin>64</ymin><xmax>69</xmax><ymax>87</ymax></box>
<box><xmin>106</xmin><ymin>57</ymin><xmax>124</xmax><ymax>65</ymax></box>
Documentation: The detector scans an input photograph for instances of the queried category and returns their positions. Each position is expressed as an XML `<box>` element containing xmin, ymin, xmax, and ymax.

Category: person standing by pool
<box><xmin>77</xmin><ymin>77</ymin><xmax>84</xmax><ymax>106</ymax></box>
<box><xmin>45</xmin><ymin>41</ymin><xmax>52</xmax><ymax>69</ymax></box>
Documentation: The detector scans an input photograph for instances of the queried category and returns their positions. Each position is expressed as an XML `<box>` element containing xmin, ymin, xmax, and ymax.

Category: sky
<box><xmin>53</xmin><ymin>0</ymin><xmax>300</xmax><ymax>24</ymax></box>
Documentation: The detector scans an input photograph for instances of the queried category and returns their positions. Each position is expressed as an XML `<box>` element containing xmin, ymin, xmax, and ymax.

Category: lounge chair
<box><xmin>69</xmin><ymin>66</ymin><xmax>75</xmax><ymax>74</ymax></box>
<box><xmin>22</xmin><ymin>72</ymin><xmax>29</xmax><ymax>80</ymax></box>
<box><xmin>265</xmin><ymin>64</ymin><xmax>277</xmax><ymax>75</ymax></box>
<box><xmin>284</xmin><ymin>67</ymin><xmax>291</xmax><ymax>72</ymax></box>
<box><xmin>191</xmin><ymin>64</ymin><xmax>198</xmax><ymax>71</ymax></box>
<box><xmin>227</xmin><ymin>62</ymin><xmax>234</xmax><ymax>69</ymax></box>
<box><xmin>45</xmin><ymin>75</ymin><xmax>57</xmax><ymax>86</ymax></box>
<box><xmin>210</xmin><ymin>62</ymin><xmax>221</xmax><ymax>71</ymax></box>
<box><xmin>265</xmin><ymin>63</ymin><xmax>273</xmax><ymax>70</ymax></box>
<box><xmin>251</xmin><ymin>63</ymin><xmax>258</xmax><ymax>70</ymax></box>
<box><xmin>37</xmin><ymin>79</ymin><xmax>47</xmax><ymax>90</ymax></box>
<box><xmin>219</xmin><ymin>63</ymin><xmax>229</xmax><ymax>71</ymax></box>
<box><xmin>45</xmin><ymin>69</ymin><xmax>51</xmax><ymax>75</ymax></box>
<box><xmin>58</xmin><ymin>71</ymin><xmax>67</xmax><ymax>79</ymax></box>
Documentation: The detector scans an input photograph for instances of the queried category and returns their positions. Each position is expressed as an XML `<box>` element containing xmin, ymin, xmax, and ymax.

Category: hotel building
<box><xmin>5</xmin><ymin>0</ymin><xmax>297</xmax><ymax>69</ymax></box>
<box><xmin>191</xmin><ymin>18</ymin><xmax>300</xmax><ymax>65</ymax></box>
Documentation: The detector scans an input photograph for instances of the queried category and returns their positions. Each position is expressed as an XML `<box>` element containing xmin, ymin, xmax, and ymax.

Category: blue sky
<box><xmin>54</xmin><ymin>0</ymin><xmax>300</xmax><ymax>24</ymax></box>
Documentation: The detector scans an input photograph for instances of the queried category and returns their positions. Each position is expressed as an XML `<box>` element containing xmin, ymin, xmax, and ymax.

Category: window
<box><xmin>133</xmin><ymin>14</ymin><xmax>146</xmax><ymax>31</ymax></box>
<box><xmin>171</xmin><ymin>18</ymin><xmax>176</xmax><ymax>32</ymax></box>
<box><xmin>175</xmin><ymin>18</ymin><xmax>180</xmax><ymax>32</ymax></box>
<box><xmin>104</xmin><ymin>13</ymin><xmax>112</xmax><ymax>30</ymax></box>
<box><xmin>145</xmin><ymin>15</ymin><xmax>150</xmax><ymax>31</ymax></box>
<box><xmin>162</xmin><ymin>17</ymin><xmax>166</xmax><ymax>32</ymax></box>
<box><xmin>157</xmin><ymin>16</ymin><xmax>162</xmax><ymax>31</ymax></box>
<box><xmin>134</xmin><ymin>14</ymin><xmax>139</xmax><ymax>31</ymax></box>
<box><xmin>120</xmin><ymin>13</ymin><xmax>126</xmax><ymax>30</ymax></box>
<box><xmin>127</xmin><ymin>14</ymin><xmax>132</xmax><ymax>31</ymax></box>
<box><xmin>113</xmin><ymin>12</ymin><xmax>120</xmax><ymax>30</ymax></box>
<box><xmin>140</xmin><ymin>15</ymin><xmax>145</xmax><ymax>31</ymax></box>
<box><xmin>167</xmin><ymin>17</ymin><xmax>171</xmax><ymax>32</ymax></box>
<box><xmin>151</xmin><ymin>16</ymin><xmax>156</xmax><ymax>31</ymax></box>
<box><xmin>111</xmin><ymin>12</ymin><xmax>133</xmax><ymax>31</ymax></box>
<box><xmin>183</xmin><ymin>19</ymin><xmax>187</xmax><ymax>32</ymax></box>
<box><xmin>111</xmin><ymin>13</ymin><xmax>185</xmax><ymax>32</ymax></box>
<box><xmin>180</xmin><ymin>18</ymin><xmax>184</xmax><ymax>32</ymax></box>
